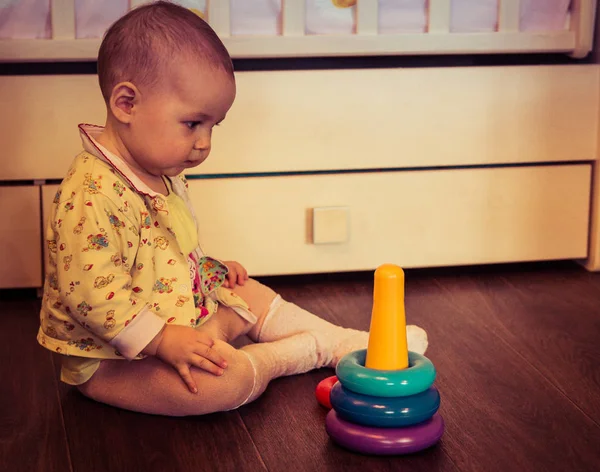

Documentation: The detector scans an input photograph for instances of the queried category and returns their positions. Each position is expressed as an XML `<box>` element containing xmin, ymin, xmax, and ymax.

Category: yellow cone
<box><xmin>365</xmin><ymin>264</ymin><xmax>409</xmax><ymax>370</ymax></box>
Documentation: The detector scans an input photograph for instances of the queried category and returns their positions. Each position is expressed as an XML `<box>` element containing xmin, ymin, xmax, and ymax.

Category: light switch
<box><xmin>312</xmin><ymin>206</ymin><xmax>349</xmax><ymax>244</ymax></box>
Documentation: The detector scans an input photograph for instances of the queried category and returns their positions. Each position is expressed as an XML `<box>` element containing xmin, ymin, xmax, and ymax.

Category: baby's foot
<box><xmin>311</xmin><ymin>324</ymin><xmax>429</xmax><ymax>369</ymax></box>
<box><xmin>406</xmin><ymin>325</ymin><xmax>428</xmax><ymax>356</ymax></box>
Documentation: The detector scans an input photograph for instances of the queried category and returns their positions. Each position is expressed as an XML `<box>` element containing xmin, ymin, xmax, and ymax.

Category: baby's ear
<box><xmin>109</xmin><ymin>82</ymin><xmax>138</xmax><ymax>124</ymax></box>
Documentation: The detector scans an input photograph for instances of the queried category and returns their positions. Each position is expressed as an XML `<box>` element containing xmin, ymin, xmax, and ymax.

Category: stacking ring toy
<box><xmin>315</xmin><ymin>375</ymin><xmax>338</xmax><ymax>409</ymax></box>
<box><xmin>336</xmin><ymin>349</ymin><xmax>436</xmax><ymax>397</ymax></box>
<box><xmin>320</xmin><ymin>264</ymin><xmax>445</xmax><ymax>456</ymax></box>
<box><xmin>326</xmin><ymin>410</ymin><xmax>445</xmax><ymax>455</ymax></box>
<box><xmin>330</xmin><ymin>382</ymin><xmax>440</xmax><ymax>427</ymax></box>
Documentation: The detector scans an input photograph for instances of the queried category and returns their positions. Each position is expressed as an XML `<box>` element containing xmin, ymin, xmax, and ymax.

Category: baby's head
<box><xmin>96</xmin><ymin>1</ymin><xmax>236</xmax><ymax>178</ymax></box>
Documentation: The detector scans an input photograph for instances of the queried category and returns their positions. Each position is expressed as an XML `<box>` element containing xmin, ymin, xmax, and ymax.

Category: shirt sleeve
<box><xmin>54</xmin><ymin>189</ymin><xmax>164</xmax><ymax>360</ymax></box>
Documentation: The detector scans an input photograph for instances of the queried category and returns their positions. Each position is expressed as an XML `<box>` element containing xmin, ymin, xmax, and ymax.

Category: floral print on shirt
<box><xmin>37</xmin><ymin>151</ymin><xmax>244</xmax><ymax>360</ymax></box>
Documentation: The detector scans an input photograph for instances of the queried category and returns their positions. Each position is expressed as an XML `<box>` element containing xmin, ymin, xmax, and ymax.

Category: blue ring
<box><xmin>330</xmin><ymin>382</ymin><xmax>440</xmax><ymax>427</ymax></box>
<box><xmin>336</xmin><ymin>349</ymin><xmax>436</xmax><ymax>397</ymax></box>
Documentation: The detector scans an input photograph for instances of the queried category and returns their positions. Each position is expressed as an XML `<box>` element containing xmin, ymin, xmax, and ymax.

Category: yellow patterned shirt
<box><xmin>38</xmin><ymin>124</ymin><xmax>254</xmax><ymax>384</ymax></box>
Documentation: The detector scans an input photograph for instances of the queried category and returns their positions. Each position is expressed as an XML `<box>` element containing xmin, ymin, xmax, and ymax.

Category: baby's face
<box><xmin>127</xmin><ymin>60</ymin><xmax>236</xmax><ymax>177</ymax></box>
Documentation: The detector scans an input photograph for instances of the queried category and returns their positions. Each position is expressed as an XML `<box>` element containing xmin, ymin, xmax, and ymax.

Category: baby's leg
<box><xmin>233</xmin><ymin>279</ymin><xmax>429</xmax><ymax>367</ymax></box>
<box><xmin>193</xmin><ymin>281</ymin><xmax>277</xmax><ymax>343</ymax></box>
<box><xmin>78</xmin><ymin>333</ymin><xmax>323</xmax><ymax>416</ymax></box>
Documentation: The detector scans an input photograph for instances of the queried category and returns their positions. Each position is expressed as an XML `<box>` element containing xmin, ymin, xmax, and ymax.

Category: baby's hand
<box><xmin>153</xmin><ymin>325</ymin><xmax>228</xmax><ymax>394</ymax></box>
<box><xmin>223</xmin><ymin>260</ymin><xmax>248</xmax><ymax>288</ymax></box>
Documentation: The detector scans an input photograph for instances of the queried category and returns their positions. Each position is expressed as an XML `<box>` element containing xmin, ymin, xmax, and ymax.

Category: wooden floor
<box><xmin>2</xmin><ymin>262</ymin><xmax>600</xmax><ymax>472</ymax></box>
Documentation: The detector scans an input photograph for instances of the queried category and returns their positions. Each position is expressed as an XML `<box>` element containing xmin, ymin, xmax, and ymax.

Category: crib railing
<box><xmin>0</xmin><ymin>0</ymin><xmax>597</xmax><ymax>62</ymax></box>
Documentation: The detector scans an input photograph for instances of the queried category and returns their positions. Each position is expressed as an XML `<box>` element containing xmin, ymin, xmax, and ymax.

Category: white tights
<box><xmin>77</xmin><ymin>280</ymin><xmax>428</xmax><ymax>416</ymax></box>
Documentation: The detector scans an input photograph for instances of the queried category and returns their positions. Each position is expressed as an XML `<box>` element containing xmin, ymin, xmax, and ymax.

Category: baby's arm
<box><xmin>53</xmin><ymin>190</ymin><xmax>225</xmax><ymax>392</ymax></box>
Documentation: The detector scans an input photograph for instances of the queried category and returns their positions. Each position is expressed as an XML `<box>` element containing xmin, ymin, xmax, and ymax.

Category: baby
<box><xmin>37</xmin><ymin>1</ymin><xmax>428</xmax><ymax>416</ymax></box>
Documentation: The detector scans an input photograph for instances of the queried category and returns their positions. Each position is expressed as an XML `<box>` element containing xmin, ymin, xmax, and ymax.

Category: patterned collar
<box><xmin>78</xmin><ymin>123</ymin><xmax>163</xmax><ymax>199</ymax></box>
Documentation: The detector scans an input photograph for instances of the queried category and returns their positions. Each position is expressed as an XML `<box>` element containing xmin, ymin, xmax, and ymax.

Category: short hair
<box><xmin>97</xmin><ymin>1</ymin><xmax>234</xmax><ymax>101</ymax></box>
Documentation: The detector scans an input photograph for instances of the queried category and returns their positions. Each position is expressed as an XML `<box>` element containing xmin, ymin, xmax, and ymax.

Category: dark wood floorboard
<box><xmin>0</xmin><ymin>299</ymin><xmax>71</xmax><ymax>472</ymax></box>
<box><xmin>240</xmin><ymin>268</ymin><xmax>600</xmax><ymax>472</ymax></box>
<box><xmin>434</xmin><ymin>266</ymin><xmax>600</xmax><ymax>423</ymax></box>
<box><xmin>404</xmin><ymin>273</ymin><xmax>600</xmax><ymax>472</ymax></box>
<box><xmin>3</xmin><ymin>262</ymin><xmax>600</xmax><ymax>472</ymax></box>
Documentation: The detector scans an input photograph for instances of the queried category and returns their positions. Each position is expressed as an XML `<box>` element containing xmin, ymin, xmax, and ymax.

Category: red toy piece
<box><xmin>315</xmin><ymin>375</ymin><xmax>338</xmax><ymax>409</ymax></box>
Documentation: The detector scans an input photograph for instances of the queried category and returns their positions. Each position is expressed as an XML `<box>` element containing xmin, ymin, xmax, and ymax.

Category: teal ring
<box><xmin>335</xmin><ymin>349</ymin><xmax>436</xmax><ymax>397</ymax></box>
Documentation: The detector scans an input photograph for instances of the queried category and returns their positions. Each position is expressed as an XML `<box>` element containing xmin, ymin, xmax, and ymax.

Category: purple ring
<box><xmin>326</xmin><ymin>410</ymin><xmax>444</xmax><ymax>455</ymax></box>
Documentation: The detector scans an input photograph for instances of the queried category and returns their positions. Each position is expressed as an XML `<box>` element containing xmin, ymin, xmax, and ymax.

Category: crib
<box><xmin>0</xmin><ymin>0</ymin><xmax>596</xmax><ymax>61</ymax></box>
<box><xmin>0</xmin><ymin>1</ymin><xmax>599</xmax><ymax>290</ymax></box>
